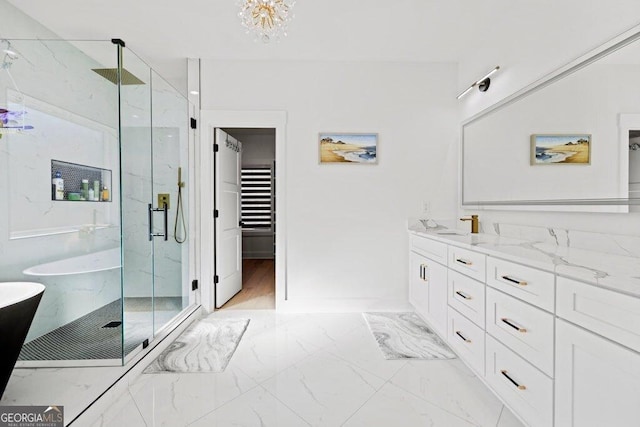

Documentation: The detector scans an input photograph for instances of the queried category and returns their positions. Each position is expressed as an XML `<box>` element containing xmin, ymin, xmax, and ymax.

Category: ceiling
<box><xmin>8</xmin><ymin>0</ymin><xmax>640</xmax><ymax>93</ymax></box>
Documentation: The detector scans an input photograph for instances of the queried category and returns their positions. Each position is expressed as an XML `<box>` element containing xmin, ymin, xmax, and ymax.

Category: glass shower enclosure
<box><xmin>0</xmin><ymin>38</ymin><xmax>196</xmax><ymax>365</ymax></box>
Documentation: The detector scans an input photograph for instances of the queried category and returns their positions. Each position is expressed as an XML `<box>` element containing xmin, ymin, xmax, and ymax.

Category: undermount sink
<box><xmin>436</xmin><ymin>229</ymin><xmax>468</xmax><ymax>236</ymax></box>
<box><xmin>0</xmin><ymin>282</ymin><xmax>45</xmax><ymax>399</ymax></box>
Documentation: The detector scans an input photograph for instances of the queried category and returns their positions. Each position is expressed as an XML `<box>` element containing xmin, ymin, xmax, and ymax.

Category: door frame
<box><xmin>199</xmin><ymin>110</ymin><xmax>287</xmax><ymax>312</ymax></box>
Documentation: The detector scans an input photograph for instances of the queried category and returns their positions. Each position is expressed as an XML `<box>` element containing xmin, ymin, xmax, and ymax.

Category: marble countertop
<box><xmin>409</xmin><ymin>225</ymin><xmax>640</xmax><ymax>299</ymax></box>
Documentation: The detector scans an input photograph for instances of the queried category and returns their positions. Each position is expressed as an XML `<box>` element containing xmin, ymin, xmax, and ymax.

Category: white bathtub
<box><xmin>22</xmin><ymin>248</ymin><xmax>121</xmax><ymax>276</ymax></box>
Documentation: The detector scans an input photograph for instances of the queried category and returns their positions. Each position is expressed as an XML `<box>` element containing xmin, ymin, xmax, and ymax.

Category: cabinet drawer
<box><xmin>447</xmin><ymin>270</ymin><xmax>485</xmax><ymax>328</ymax></box>
<box><xmin>486</xmin><ymin>287</ymin><xmax>554</xmax><ymax>377</ymax></box>
<box><xmin>485</xmin><ymin>335</ymin><xmax>553</xmax><ymax>427</ymax></box>
<box><xmin>447</xmin><ymin>308</ymin><xmax>485</xmax><ymax>376</ymax></box>
<box><xmin>557</xmin><ymin>276</ymin><xmax>640</xmax><ymax>353</ymax></box>
<box><xmin>448</xmin><ymin>246</ymin><xmax>486</xmax><ymax>282</ymax></box>
<box><xmin>487</xmin><ymin>257</ymin><xmax>554</xmax><ymax>311</ymax></box>
<box><xmin>410</xmin><ymin>234</ymin><xmax>447</xmax><ymax>265</ymax></box>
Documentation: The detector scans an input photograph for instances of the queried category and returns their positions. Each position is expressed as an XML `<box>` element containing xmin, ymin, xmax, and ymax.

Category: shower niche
<box><xmin>51</xmin><ymin>159</ymin><xmax>112</xmax><ymax>202</ymax></box>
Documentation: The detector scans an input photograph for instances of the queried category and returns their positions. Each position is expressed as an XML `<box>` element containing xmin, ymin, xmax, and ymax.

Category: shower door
<box><xmin>118</xmin><ymin>48</ymin><xmax>192</xmax><ymax>358</ymax></box>
<box><xmin>150</xmin><ymin>70</ymin><xmax>191</xmax><ymax>335</ymax></box>
<box><xmin>119</xmin><ymin>47</ymin><xmax>155</xmax><ymax>357</ymax></box>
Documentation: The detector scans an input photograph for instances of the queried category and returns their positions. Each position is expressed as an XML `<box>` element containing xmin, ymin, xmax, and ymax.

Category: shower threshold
<box><xmin>18</xmin><ymin>297</ymin><xmax>183</xmax><ymax>363</ymax></box>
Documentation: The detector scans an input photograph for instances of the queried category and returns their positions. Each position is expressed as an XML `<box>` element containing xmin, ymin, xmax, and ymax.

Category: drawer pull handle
<box><xmin>501</xmin><ymin>370</ymin><xmax>526</xmax><ymax>390</ymax></box>
<box><xmin>455</xmin><ymin>291</ymin><xmax>471</xmax><ymax>300</ymax></box>
<box><xmin>501</xmin><ymin>318</ymin><xmax>527</xmax><ymax>333</ymax></box>
<box><xmin>455</xmin><ymin>331</ymin><xmax>471</xmax><ymax>343</ymax></box>
<box><xmin>501</xmin><ymin>275</ymin><xmax>527</xmax><ymax>286</ymax></box>
<box><xmin>456</xmin><ymin>258</ymin><xmax>473</xmax><ymax>266</ymax></box>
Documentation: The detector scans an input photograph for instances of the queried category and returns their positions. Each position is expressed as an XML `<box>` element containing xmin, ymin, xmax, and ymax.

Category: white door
<box><xmin>215</xmin><ymin>129</ymin><xmax>242</xmax><ymax>308</ymax></box>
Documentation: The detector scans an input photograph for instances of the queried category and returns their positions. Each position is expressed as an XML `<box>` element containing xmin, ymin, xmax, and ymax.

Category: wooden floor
<box><xmin>221</xmin><ymin>259</ymin><xmax>275</xmax><ymax>310</ymax></box>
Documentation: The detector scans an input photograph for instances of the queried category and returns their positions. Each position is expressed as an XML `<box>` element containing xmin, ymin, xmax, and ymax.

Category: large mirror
<box><xmin>462</xmin><ymin>28</ymin><xmax>640</xmax><ymax>210</ymax></box>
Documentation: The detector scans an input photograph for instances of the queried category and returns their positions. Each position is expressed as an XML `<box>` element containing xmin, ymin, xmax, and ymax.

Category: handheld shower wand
<box><xmin>174</xmin><ymin>167</ymin><xmax>187</xmax><ymax>244</ymax></box>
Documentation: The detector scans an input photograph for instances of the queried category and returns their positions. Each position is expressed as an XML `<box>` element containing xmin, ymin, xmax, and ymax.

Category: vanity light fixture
<box><xmin>457</xmin><ymin>66</ymin><xmax>500</xmax><ymax>99</ymax></box>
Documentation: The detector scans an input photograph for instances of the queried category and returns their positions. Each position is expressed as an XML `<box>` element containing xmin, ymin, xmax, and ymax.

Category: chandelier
<box><xmin>238</xmin><ymin>0</ymin><xmax>296</xmax><ymax>43</ymax></box>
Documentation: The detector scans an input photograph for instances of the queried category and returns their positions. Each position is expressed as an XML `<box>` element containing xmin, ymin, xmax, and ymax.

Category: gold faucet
<box><xmin>460</xmin><ymin>215</ymin><xmax>479</xmax><ymax>233</ymax></box>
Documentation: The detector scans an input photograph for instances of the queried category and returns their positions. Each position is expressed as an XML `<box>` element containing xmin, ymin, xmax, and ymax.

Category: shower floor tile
<box><xmin>19</xmin><ymin>297</ymin><xmax>183</xmax><ymax>361</ymax></box>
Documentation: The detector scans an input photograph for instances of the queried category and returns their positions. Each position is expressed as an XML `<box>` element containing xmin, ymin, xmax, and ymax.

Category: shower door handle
<box><xmin>148</xmin><ymin>204</ymin><xmax>153</xmax><ymax>241</ymax></box>
<box><xmin>162</xmin><ymin>202</ymin><xmax>168</xmax><ymax>241</ymax></box>
<box><xmin>149</xmin><ymin>203</ymin><xmax>168</xmax><ymax>241</ymax></box>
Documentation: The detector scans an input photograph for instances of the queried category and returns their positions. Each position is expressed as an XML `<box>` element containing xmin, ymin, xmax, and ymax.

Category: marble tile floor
<box><xmin>93</xmin><ymin>310</ymin><xmax>524</xmax><ymax>427</ymax></box>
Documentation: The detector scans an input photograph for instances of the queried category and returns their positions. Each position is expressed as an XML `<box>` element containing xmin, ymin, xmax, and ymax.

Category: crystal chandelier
<box><xmin>237</xmin><ymin>0</ymin><xmax>296</xmax><ymax>43</ymax></box>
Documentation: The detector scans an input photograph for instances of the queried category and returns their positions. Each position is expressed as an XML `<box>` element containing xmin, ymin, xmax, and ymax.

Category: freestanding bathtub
<box><xmin>0</xmin><ymin>282</ymin><xmax>45</xmax><ymax>400</ymax></box>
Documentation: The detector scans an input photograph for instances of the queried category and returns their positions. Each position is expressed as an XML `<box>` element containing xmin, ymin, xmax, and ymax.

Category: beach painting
<box><xmin>319</xmin><ymin>133</ymin><xmax>378</xmax><ymax>164</ymax></box>
<box><xmin>531</xmin><ymin>134</ymin><xmax>591</xmax><ymax>165</ymax></box>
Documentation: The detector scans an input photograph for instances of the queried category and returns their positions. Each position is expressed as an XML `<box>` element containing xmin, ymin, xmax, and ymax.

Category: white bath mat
<box><xmin>144</xmin><ymin>318</ymin><xmax>249</xmax><ymax>373</ymax></box>
<box><xmin>363</xmin><ymin>312</ymin><xmax>455</xmax><ymax>360</ymax></box>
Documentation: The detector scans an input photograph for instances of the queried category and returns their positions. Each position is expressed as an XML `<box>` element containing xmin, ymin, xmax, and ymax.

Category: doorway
<box><xmin>199</xmin><ymin>110</ymin><xmax>286</xmax><ymax>313</ymax></box>
<box><xmin>216</xmin><ymin>127</ymin><xmax>276</xmax><ymax>310</ymax></box>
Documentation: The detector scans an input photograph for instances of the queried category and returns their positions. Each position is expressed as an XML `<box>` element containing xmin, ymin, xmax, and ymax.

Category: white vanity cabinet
<box><xmin>408</xmin><ymin>229</ymin><xmax>640</xmax><ymax>427</ymax></box>
<box><xmin>409</xmin><ymin>234</ymin><xmax>448</xmax><ymax>336</ymax></box>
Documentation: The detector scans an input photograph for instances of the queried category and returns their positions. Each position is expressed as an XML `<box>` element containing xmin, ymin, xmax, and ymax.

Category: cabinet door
<box><xmin>409</xmin><ymin>251</ymin><xmax>429</xmax><ymax>319</ymax></box>
<box><xmin>426</xmin><ymin>259</ymin><xmax>448</xmax><ymax>336</ymax></box>
<box><xmin>556</xmin><ymin>319</ymin><xmax>640</xmax><ymax>427</ymax></box>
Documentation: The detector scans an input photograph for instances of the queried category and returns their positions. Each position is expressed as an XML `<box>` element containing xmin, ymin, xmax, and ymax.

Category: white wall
<box><xmin>458</xmin><ymin>5</ymin><xmax>640</xmax><ymax>121</ymax></box>
<box><xmin>202</xmin><ymin>60</ymin><xmax>458</xmax><ymax>309</ymax></box>
<box><xmin>236</xmin><ymin>132</ymin><xmax>276</xmax><ymax>166</ymax></box>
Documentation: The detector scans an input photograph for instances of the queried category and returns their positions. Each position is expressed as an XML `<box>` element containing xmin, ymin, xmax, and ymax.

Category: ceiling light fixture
<box><xmin>457</xmin><ymin>66</ymin><xmax>500</xmax><ymax>99</ymax></box>
<box><xmin>238</xmin><ymin>0</ymin><xmax>296</xmax><ymax>43</ymax></box>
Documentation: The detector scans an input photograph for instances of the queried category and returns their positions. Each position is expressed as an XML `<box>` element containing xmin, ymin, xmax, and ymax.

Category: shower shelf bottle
<box><xmin>81</xmin><ymin>179</ymin><xmax>89</xmax><ymax>200</ymax></box>
<box><xmin>52</xmin><ymin>171</ymin><xmax>64</xmax><ymax>200</ymax></box>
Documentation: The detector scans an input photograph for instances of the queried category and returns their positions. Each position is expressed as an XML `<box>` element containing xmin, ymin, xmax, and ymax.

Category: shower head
<box><xmin>92</xmin><ymin>68</ymin><xmax>145</xmax><ymax>85</ymax></box>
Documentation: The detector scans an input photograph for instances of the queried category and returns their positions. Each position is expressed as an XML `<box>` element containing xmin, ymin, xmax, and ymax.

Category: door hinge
<box><xmin>214</xmin><ymin>209</ymin><xmax>219</xmax><ymax>218</ymax></box>
<box><xmin>213</xmin><ymin>144</ymin><xmax>219</xmax><ymax>152</ymax></box>
<box><xmin>190</xmin><ymin>117</ymin><xmax>197</xmax><ymax>129</ymax></box>
<box><xmin>214</xmin><ymin>275</ymin><xmax>219</xmax><ymax>284</ymax></box>
<box><xmin>191</xmin><ymin>279</ymin><xmax>199</xmax><ymax>291</ymax></box>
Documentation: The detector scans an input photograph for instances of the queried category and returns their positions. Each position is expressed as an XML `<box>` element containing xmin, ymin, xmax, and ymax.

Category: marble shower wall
<box><xmin>0</xmin><ymin>37</ymin><xmax>123</xmax><ymax>340</ymax></box>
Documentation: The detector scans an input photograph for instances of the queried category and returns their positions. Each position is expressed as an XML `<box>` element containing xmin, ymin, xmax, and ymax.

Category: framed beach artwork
<box><xmin>531</xmin><ymin>134</ymin><xmax>591</xmax><ymax>165</ymax></box>
<box><xmin>319</xmin><ymin>133</ymin><xmax>378</xmax><ymax>164</ymax></box>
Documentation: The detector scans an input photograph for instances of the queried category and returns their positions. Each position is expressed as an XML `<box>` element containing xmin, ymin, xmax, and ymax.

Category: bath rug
<box><xmin>363</xmin><ymin>312</ymin><xmax>455</xmax><ymax>360</ymax></box>
<box><xmin>144</xmin><ymin>318</ymin><xmax>249</xmax><ymax>373</ymax></box>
